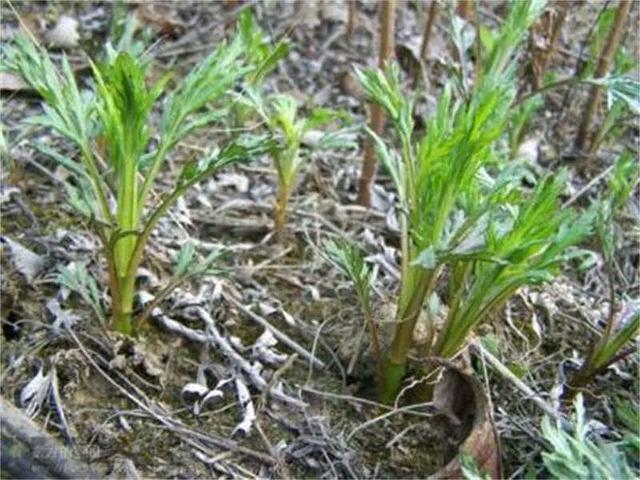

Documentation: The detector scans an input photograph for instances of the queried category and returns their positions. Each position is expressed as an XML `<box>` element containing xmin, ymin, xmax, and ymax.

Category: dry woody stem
<box><xmin>357</xmin><ymin>0</ymin><xmax>396</xmax><ymax>207</ymax></box>
<box><xmin>420</xmin><ymin>1</ymin><xmax>439</xmax><ymax>60</ymax></box>
<box><xmin>531</xmin><ymin>0</ymin><xmax>569</xmax><ymax>90</ymax></box>
<box><xmin>346</xmin><ymin>0</ymin><xmax>357</xmax><ymax>44</ymax></box>
<box><xmin>574</xmin><ymin>0</ymin><xmax>631</xmax><ymax>153</ymax></box>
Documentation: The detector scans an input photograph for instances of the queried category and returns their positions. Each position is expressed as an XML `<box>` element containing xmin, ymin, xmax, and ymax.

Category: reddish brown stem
<box><xmin>413</xmin><ymin>0</ymin><xmax>439</xmax><ymax>89</ymax></box>
<box><xmin>457</xmin><ymin>0</ymin><xmax>473</xmax><ymax>20</ymax></box>
<box><xmin>346</xmin><ymin>0</ymin><xmax>357</xmax><ymax>44</ymax></box>
<box><xmin>574</xmin><ymin>0</ymin><xmax>631</xmax><ymax>153</ymax></box>
<box><xmin>540</xmin><ymin>1</ymin><xmax>569</xmax><ymax>88</ymax></box>
<box><xmin>531</xmin><ymin>1</ymin><xmax>569</xmax><ymax>90</ymax></box>
<box><xmin>274</xmin><ymin>185</ymin><xmax>290</xmax><ymax>244</ymax></box>
<box><xmin>420</xmin><ymin>1</ymin><xmax>439</xmax><ymax>60</ymax></box>
<box><xmin>356</xmin><ymin>0</ymin><xmax>396</xmax><ymax>207</ymax></box>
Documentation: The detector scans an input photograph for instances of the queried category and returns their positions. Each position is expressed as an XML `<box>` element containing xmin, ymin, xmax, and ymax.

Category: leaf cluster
<box><xmin>237</xmin><ymin>8</ymin><xmax>289</xmax><ymax>84</ymax></box>
<box><xmin>4</xmin><ymin>12</ymin><xmax>280</xmax><ymax>333</ymax></box>
<box><xmin>324</xmin><ymin>238</ymin><xmax>373</xmax><ymax>315</ymax></box>
<box><xmin>57</xmin><ymin>263</ymin><xmax>106</xmax><ymax>325</ymax></box>
<box><xmin>542</xmin><ymin>394</ymin><xmax>638</xmax><ymax>479</ymax></box>
<box><xmin>173</xmin><ymin>242</ymin><xmax>223</xmax><ymax>279</ymax></box>
<box><xmin>4</xmin><ymin>36</ymin><xmax>95</xmax><ymax>149</ymax></box>
<box><xmin>354</xmin><ymin>0</ymin><xmax>592</xmax><ymax>365</ymax></box>
<box><xmin>249</xmin><ymin>91</ymin><xmax>355</xmax><ymax>192</ymax></box>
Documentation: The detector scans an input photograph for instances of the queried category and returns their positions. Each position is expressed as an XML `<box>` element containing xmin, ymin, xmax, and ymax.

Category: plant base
<box><xmin>381</xmin><ymin>359</ymin><xmax>406</xmax><ymax>404</ymax></box>
<box><xmin>113</xmin><ymin>311</ymin><xmax>133</xmax><ymax>336</ymax></box>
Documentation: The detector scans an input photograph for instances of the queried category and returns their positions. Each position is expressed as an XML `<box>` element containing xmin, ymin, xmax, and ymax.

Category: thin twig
<box><xmin>306</xmin><ymin>317</ymin><xmax>333</xmax><ymax>384</ymax></box>
<box><xmin>224</xmin><ymin>292</ymin><xmax>326</xmax><ymax>369</ymax></box>
<box><xmin>346</xmin><ymin>401</ymin><xmax>434</xmax><ymax>441</ymax></box>
<box><xmin>562</xmin><ymin>164</ymin><xmax>615</xmax><ymax>208</ymax></box>
<box><xmin>301</xmin><ymin>386</ymin><xmax>433</xmax><ymax>419</ymax></box>
<box><xmin>471</xmin><ymin>341</ymin><xmax>567</xmax><ymax>427</ymax></box>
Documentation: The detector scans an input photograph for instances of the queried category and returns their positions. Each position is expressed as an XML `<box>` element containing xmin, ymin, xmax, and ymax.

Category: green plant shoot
<box><xmin>250</xmin><ymin>92</ymin><xmax>355</xmax><ymax>243</ymax></box>
<box><xmin>325</xmin><ymin>239</ymin><xmax>384</xmax><ymax>388</ymax></box>
<box><xmin>5</xmin><ymin>17</ymin><xmax>278</xmax><ymax>335</ymax></box>
<box><xmin>347</xmin><ymin>0</ymin><xmax>593</xmax><ymax>403</ymax></box>
<box><xmin>541</xmin><ymin>394</ymin><xmax>638</xmax><ymax>479</ymax></box>
<box><xmin>568</xmin><ymin>153</ymin><xmax>640</xmax><ymax>394</ymax></box>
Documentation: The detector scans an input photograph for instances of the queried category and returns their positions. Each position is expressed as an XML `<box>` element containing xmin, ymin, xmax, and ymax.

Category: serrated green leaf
<box><xmin>413</xmin><ymin>246</ymin><xmax>437</xmax><ymax>270</ymax></box>
<box><xmin>57</xmin><ymin>262</ymin><xmax>106</xmax><ymax>323</ymax></box>
<box><xmin>542</xmin><ymin>394</ymin><xmax>637</xmax><ymax>479</ymax></box>
<box><xmin>324</xmin><ymin>238</ymin><xmax>372</xmax><ymax>307</ymax></box>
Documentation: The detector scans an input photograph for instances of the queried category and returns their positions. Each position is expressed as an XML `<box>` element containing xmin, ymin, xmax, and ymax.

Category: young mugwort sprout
<box><xmin>248</xmin><ymin>91</ymin><xmax>356</xmax><ymax>243</ymax></box>
<box><xmin>324</xmin><ymin>238</ymin><xmax>384</xmax><ymax>389</ymax></box>
<box><xmin>567</xmin><ymin>152</ymin><xmax>640</xmax><ymax>398</ymax></box>
<box><xmin>5</xmin><ymin>14</ymin><xmax>279</xmax><ymax>335</ymax></box>
<box><xmin>333</xmin><ymin>0</ymin><xmax>593</xmax><ymax>403</ymax></box>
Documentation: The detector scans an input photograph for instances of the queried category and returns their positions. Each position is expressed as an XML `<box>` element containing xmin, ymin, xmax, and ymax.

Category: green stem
<box><xmin>113</xmin><ymin>274</ymin><xmax>135</xmax><ymax>335</ymax></box>
<box><xmin>121</xmin><ymin>150</ymin><xmax>249</xmax><ymax>334</ymax></box>
<box><xmin>381</xmin><ymin>269</ymin><xmax>437</xmax><ymax>403</ymax></box>
<box><xmin>381</xmin><ymin>360</ymin><xmax>407</xmax><ymax>405</ymax></box>
<box><xmin>80</xmin><ymin>146</ymin><xmax>113</xmax><ymax>227</ymax></box>
<box><xmin>137</xmin><ymin>144</ymin><xmax>169</xmax><ymax>219</ymax></box>
<box><xmin>435</xmin><ymin>281</ymin><xmax>515</xmax><ymax>359</ymax></box>
<box><xmin>100</xmin><ymin>230</ymin><xmax>125</xmax><ymax>332</ymax></box>
<box><xmin>115</xmin><ymin>154</ymin><xmax>139</xmax><ymax>276</ymax></box>
<box><xmin>125</xmin><ymin>189</ymin><xmax>182</xmax><ymax>300</ymax></box>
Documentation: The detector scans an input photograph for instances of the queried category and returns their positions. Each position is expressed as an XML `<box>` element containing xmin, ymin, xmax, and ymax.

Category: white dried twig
<box><xmin>224</xmin><ymin>293</ymin><xmax>325</xmax><ymax>369</ymax></box>
<box><xmin>1</xmin><ymin>236</ymin><xmax>46</xmax><ymax>281</ymax></box>
<box><xmin>233</xmin><ymin>378</ymin><xmax>256</xmax><ymax>437</ymax></box>
<box><xmin>159</xmin><ymin>309</ymin><xmax>307</xmax><ymax>409</ymax></box>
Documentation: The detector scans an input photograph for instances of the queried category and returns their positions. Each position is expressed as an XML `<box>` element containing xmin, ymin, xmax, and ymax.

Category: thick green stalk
<box><xmin>273</xmin><ymin>144</ymin><xmax>299</xmax><ymax>243</ymax></box>
<box><xmin>110</xmin><ymin>179</ymin><xmax>181</xmax><ymax>336</ymax></box>
<box><xmin>115</xmin><ymin>154</ymin><xmax>139</xmax><ymax>275</ymax></box>
<box><xmin>382</xmin><ymin>268</ymin><xmax>436</xmax><ymax>403</ymax></box>
<box><xmin>113</xmin><ymin>276</ymin><xmax>135</xmax><ymax>335</ymax></box>
<box><xmin>117</xmin><ymin>140</ymin><xmax>265</xmax><ymax>334</ymax></box>
<box><xmin>112</xmin><ymin>153</ymin><xmax>138</xmax><ymax>335</ymax></box>
<box><xmin>93</xmin><ymin>192</ymin><xmax>134</xmax><ymax>335</ymax></box>
<box><xmin>104</xmin><ymin>238</ymin><xmax>127</xmax><ymax>333</ymax></box>
<box><xmin>122</xmin><ymin>178</ymin><xmax>197</xmax><ymax>321</ymax></box>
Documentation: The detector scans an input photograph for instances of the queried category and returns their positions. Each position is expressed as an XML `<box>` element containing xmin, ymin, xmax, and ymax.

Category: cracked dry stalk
<box><xmin>274</xmin><ymin>183</ymin><xmax>291</xmax><ymax>244</ymax></box>
<box><xmin>574</xmin><ymin>0</ymin><xmax>631</xmax><ymax>154</ymax></box>
<box><xmin>346</xmin><ymin>0</ymin><xmax>356</xmax><ymax>44</ymax></box>
<box><xmin>357</xmin><ymin>0</ymin><xmax>396</xmax><ymax>207</ymax></box>
<box><xmin>420</xmin><ymin>1</ymin><xmax>439</xmax><ymax>60</ymax></box>
<box><xmin>531</xmin><ymin>0</ymin><xmax>569</xmax><ymax>90</ymax></box>
<box><xmin>457</xmin><ymin>0</ymin><xmax>473</xmax><ymax>20</ymax></box>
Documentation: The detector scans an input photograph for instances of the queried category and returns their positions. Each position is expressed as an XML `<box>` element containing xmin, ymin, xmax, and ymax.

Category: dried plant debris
<box><xmin>1</xmin><ymin>236</ymin><xmax>47</xmax><ymax>282</ymax></box>
<box><xmin>45</xmin><ymin>15</ymin><xmax>80</xmax><ymax>48</ymax></box>
<box><xmin>232</xmin><ymin>378</ymin><xmax>256</xmax><ymax>437</ymax></box>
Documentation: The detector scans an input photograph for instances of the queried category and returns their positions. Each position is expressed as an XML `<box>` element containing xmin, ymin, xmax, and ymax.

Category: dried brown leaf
<box><xmin>430</xmin><ymin>359</ymin><xmax>501</xmax><ymax>479</ymax></box>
